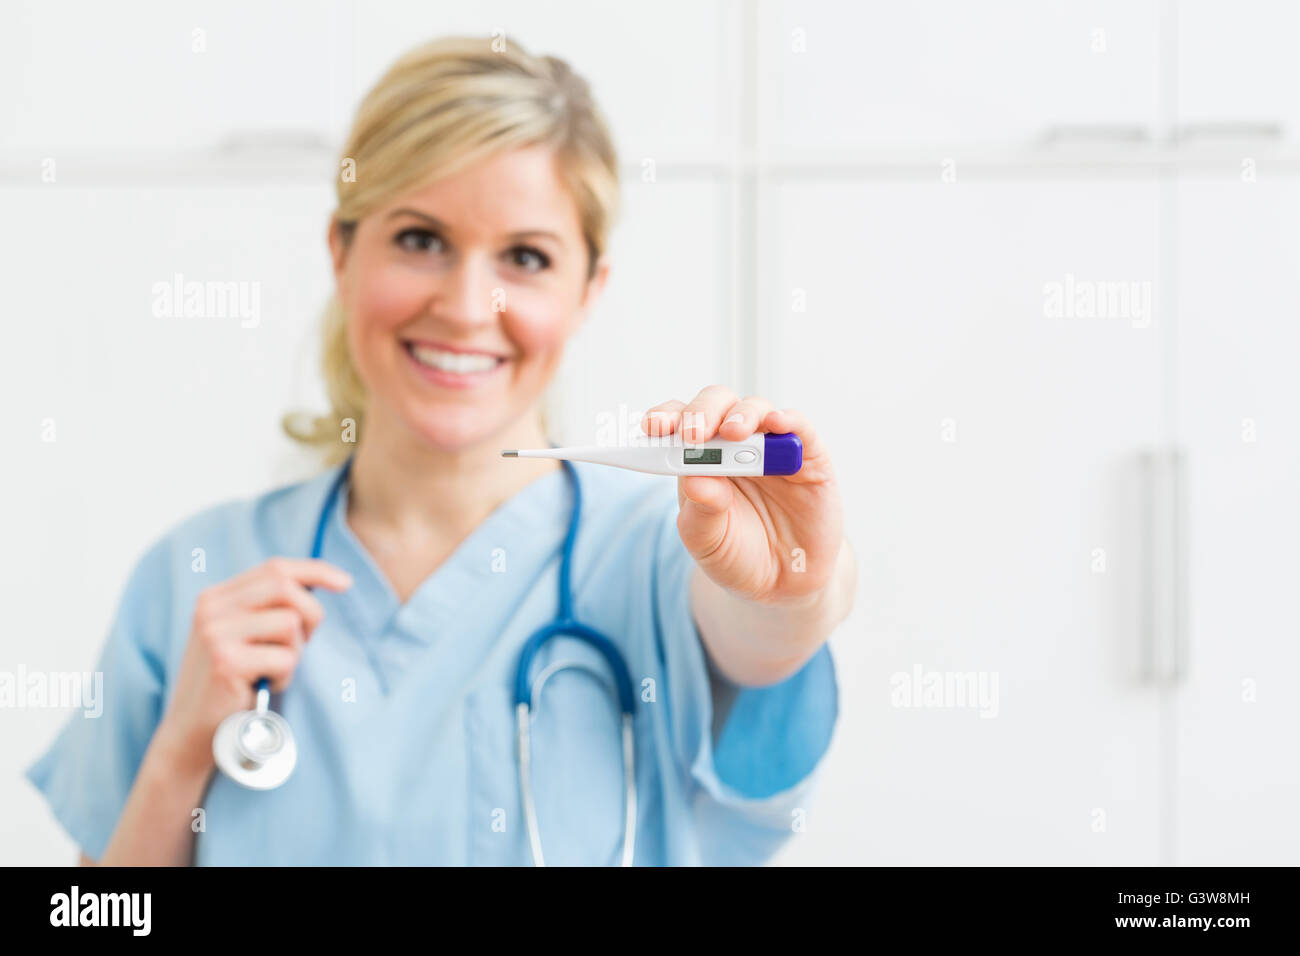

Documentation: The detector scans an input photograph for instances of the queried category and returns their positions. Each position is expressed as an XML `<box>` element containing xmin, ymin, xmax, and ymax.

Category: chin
<box><xmin>403</xmin><ymin>401</ymin><xmax>511</xmax><ymax>452</ymax></box>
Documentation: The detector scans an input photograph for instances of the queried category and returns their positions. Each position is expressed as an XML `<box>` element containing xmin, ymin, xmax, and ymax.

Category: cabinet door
<box><xmin>346</xmin><ymin>0</ymin><xmax>740</xmax><ymax>164</ymax></box>
<box><xmin>0</xmin><ymin>0</ymin><xmax>737</xmax><ymax>160</ymax></box>
<box><xmin>757</xmin><ymin>0</ymin><xmax>1160</xmax><ymax>152</ymax></box>
<box><xmin>764</xmin><ymin>178</ymin><xmax>1163</xmax><ymax>864</ymax></box>
<box><xmin>1174</xmin><ymin>177</ymin><xmax>1300</xmax><ymax>864</ymax></box>
<box><xmin>0</xmin><ymin>0</ymin><xmax>350</xmax><ymax>150</ymax></box>
<box><xmin>1177</xmin><ymin>0</ymin><xmax>1300</xmax><ymax>147</ymax></box>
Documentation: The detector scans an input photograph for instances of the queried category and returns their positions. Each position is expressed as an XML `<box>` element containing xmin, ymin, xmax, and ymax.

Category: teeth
<box><xmin>409</xmin><ymin>345</ymin><xmax>501</xmax><ymax>374</ymax></box>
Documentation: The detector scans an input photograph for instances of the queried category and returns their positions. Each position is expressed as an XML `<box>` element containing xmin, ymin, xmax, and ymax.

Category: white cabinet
<box><xmin>0</xmin><ymin>0</ymin><xmax>351</xmax><ymax>150</ymax></box>
<box><xmin>1167</xmin><ymin>0</ymin><xmax>1300</xmax><ymax>865</ymax></box>
<box><xmin>757</xmin><ymin>0</ymin><xmax>1161</xmax><ymax>153</ymax></box>
<box><xmin>0</xmin><ymin>0</ymin><xmax>737</xmax><ymax>162</ymax></box>
<box><xmin>1173</xmin><ymin>177</ymin><xmax>1300</xmax><ymax>864</ymax></box>
<box><xmin>343</xmin><ymin>0</ymin><xmax>741</xmax><ymax>165</ymax></box>
<box><xmin>0</xmin><ymin>183</ymin><xmax>336</xmax><ymax>629</ymax></box>
<box><xmin>766</xmin><ymin>179</ymin><xmax>1164</xmax><ymax>863</ymax></box>
<box><xmin>1177</xmin><ymin>0</ymin><xmax>1300</xmax><ymax>146</ymax></box>
<box><xmin>751</xmin><ymin>0</ymin><xmax>1300</xmax><ymax>867</ymax></box>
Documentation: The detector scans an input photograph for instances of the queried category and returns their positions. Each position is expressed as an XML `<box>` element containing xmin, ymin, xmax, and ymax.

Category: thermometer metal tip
<box><xmin>501</xmin><ymin>450</ymin><xmax>518</xmax><ymax>457</ymax></box>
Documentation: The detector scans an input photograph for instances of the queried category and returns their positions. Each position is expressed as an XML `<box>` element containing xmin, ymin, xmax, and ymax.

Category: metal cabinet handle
<box><xmin>215</xmin><ymin>129</ymin><xmax>332</xmax><ymax>153</ymax></box>
<box><xmin>1039</xmin><ymin>124</ymin><xmax>1151</xmax><ymax>146</ymax></box>
<box><xmin>1175</xmin><ymin>121</ymin><xmax>1283</xmax><ymax>144</ymax></box>
<box><xmin>1140</xmin><ymin>446</ymin><xmax>1188</xmax><ymax>685</ymax></box>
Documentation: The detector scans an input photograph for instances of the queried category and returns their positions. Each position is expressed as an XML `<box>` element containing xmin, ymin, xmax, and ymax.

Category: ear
<box><xmin>327</xmin><ymin>216</ymin><xmax>350</xmax><ymax>280</ymax></box>
<box><xmin>572</xmin><ymin>256</ymin><xmax>611</xmax><ymax>329</ymax></box>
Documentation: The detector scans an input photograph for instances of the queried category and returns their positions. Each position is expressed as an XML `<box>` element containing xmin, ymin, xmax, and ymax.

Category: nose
<box><xmin>431</xmin><ymin>250</ymin><xmax>498</xmax><ymax>329</ymax></box>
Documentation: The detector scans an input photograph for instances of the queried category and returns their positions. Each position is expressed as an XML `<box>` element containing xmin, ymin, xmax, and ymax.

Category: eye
<box><xmin>395</xmin><ymin>227</ymin><xmax>445</xmax><ymax>254</ymax></box>
<box><xmin>508</xmin><ymin>245</ymin><xmax>551</xmax><ymax>273</ymax></box>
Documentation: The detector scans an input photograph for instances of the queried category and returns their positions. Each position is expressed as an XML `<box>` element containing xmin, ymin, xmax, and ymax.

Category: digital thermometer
<box><xmin>502</xmin><ymin>432</ymin><xmax>802</xmax><ymax>477</ymax></box>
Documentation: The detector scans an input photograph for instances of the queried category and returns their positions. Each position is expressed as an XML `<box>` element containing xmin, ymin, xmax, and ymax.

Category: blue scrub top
<box><xmin>25</xmin><ymin>460</ymin><xmax>838</xmax><ymax>865</ymax></box>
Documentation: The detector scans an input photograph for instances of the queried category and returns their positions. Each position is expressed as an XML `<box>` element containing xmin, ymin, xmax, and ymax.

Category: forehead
<box><xmin>388</xmin><ymin>144</ymin><xmax>582</xmax><ymax>237</ymax></box>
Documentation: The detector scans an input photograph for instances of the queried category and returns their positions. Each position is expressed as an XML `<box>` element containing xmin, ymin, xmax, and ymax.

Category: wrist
<box><xmin>148</xmin><ymin>718</ymin><xmax>216</xmax><ymax>782</ymax></box>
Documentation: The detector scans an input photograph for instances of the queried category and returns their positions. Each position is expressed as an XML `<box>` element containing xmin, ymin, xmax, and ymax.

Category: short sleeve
<box><xmin>651</xmin><ymin>496</ymin><xmax>839</xmax><ymax>865</ymax></box>
<box><xmin>23</xmin><ymin>537</ymin><xmax>173</xmax><ymax>862</ymax></box>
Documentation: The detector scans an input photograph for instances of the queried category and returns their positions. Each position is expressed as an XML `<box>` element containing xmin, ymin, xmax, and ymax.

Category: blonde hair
<box><xmin>283</xmin><ymin>34</ymin><xmax>621</xmax><ymax>464</ymax></box>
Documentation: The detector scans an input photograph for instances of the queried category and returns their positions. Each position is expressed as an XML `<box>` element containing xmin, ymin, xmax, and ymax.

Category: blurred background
<box><xmin>2</xmin><ymin>0</ymin><xmax>1297</xmax><ymax>865</ymax></box>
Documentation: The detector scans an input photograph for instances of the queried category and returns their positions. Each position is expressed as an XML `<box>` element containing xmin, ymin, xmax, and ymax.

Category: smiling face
<box><xmin>329</xmin><ymin>144</ymin><xmax>609</xmax><ymax>452</ymax></box>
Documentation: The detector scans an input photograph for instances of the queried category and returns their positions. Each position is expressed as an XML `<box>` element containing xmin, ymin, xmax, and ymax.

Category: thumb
<box><xmin>676</xmin><ymin>477</ymin><xmax>733</xmax><ymax>557</ymax></box>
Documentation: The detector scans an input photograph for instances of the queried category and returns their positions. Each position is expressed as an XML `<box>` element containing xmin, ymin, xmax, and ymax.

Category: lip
<box><xmin>402</xmin><ymin>338</ymin><xmax>510</xmax><ymax>359</ymax></box>
<box><xmin>403</xmin><ymin>341</ymin><xmax>508</xmax><ymax>390</ymax></box>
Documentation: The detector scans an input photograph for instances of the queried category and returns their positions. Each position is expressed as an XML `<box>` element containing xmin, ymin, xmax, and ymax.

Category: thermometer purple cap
<box><xmin>763</xmin><ymin>432</ymin><xmax>803</xmax><ymax>475</ymax></box>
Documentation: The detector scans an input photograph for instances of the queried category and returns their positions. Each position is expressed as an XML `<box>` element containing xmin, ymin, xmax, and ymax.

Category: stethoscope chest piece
<box><xmin>213</xmin><ymin>679</ymin><xmax>297</xmax><ymax>790</ymax></box>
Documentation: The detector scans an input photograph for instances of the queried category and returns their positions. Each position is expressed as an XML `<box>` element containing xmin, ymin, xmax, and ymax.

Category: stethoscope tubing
<box><xmin>509</xmin><ymin>459</ymin><xmax>638</xmax><ymax>866</ymax></box>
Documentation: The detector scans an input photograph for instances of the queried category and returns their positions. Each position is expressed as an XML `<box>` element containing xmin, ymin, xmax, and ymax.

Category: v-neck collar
<box><xmin>319</xmin><ymin>459</ymin><xmax>573</xmax><ymax>651</ymax></box>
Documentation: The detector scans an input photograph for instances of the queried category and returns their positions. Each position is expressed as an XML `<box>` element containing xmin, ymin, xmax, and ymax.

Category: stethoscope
<box><xmin>211</xmin><ymin>676</ymin><xmax>297</xmax><ymax>790</ymax></box>
<box><xmin>212</xmin><ymin>455</ymin><xmax>639</xmax><ymax>866</ymax></box>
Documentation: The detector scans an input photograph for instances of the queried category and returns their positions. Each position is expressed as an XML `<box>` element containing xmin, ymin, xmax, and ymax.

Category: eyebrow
<box><xmin>386</xmin><ymin>208</ymin><xmax>562</xmax><ymax>243</ymax></box>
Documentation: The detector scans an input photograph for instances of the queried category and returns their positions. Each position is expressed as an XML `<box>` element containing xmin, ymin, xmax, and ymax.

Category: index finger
<box><xmin>260</xmin><ymin>557</ymin><xmax>354</xmax><ymax>592</ymax></box>
<box><xmin>226</xmin><ymin>573</ymin><xmax>329</xmax><ymax>640</ymax></box>
<box><xmin>761</xmin><ymin>407</ymin><xmax>829</xmax><ymax>467</ymax></box>
<box><xmin>679</xmin><ymin>384</ymin><xmax>740</xmax><ymax>444</ymax></box>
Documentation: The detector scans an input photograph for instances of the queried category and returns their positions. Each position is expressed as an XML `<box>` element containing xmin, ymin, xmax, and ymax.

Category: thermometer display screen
<box><xmin>683</xmin><ymin>448</ymin><xmax>723</xmax><ymax>465</ymax></box>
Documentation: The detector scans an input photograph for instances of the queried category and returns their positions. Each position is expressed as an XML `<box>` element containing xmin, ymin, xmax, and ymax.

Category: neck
<box><xmin>346</xmin><ymin>404</ymin><xmax>559</xmax><ymax>535</ymax></box>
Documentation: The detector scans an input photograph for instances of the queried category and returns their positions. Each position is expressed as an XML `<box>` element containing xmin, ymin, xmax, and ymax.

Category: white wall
<box><xmin>3</xmin><ymin>0</ymin><xmax>1297</xmax><ymax>865</ymax></box>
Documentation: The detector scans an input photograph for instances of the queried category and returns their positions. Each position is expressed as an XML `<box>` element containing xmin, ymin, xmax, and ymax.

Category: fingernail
<box><xmin>724</xmin><ymin>413</ymin><xmax>744</xmax><ymax>425</ymax></box>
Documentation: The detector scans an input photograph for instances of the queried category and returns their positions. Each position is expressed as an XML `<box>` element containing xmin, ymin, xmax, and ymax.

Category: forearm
<box><xmin>691</xmin><ymin>536</ymin><xmax>857</xmax><ymax>687</ymax></box>
<box><xmin>97</xmin><ymin>725</ymin><xmax>214</xmax><ymax>866</ymax></box>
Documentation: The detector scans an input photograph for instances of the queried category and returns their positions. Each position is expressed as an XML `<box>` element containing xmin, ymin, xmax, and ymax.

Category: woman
<box><xmin>26</xmin><ymin>35</ymin><xmax>855</xmax><ymax>866</ymax></box>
